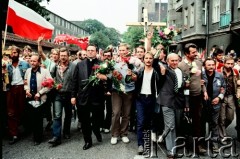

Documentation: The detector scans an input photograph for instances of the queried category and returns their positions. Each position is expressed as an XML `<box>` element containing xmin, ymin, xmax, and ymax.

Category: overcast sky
<box><xmin>41</xmin><ymin>0</ymin><xmax>168</xmax><ymax>33</ymax></box>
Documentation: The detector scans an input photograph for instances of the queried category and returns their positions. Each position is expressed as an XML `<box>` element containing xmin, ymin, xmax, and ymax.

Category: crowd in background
<box><xmin>2</xmin><ymin>35</ymin><xmax>240</xmax><ymax>159</ymax></box>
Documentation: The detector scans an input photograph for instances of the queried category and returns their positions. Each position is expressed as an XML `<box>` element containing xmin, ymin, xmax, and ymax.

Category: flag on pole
<box><xmin>6</xmin><ymin>0</ymin><xmax>54</xmax><ymax>40</ymax></box>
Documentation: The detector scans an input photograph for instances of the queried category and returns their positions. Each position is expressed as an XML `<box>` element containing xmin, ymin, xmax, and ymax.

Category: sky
<box><xmin>41</xmin><ymin>0</ymin><xmax>168</xmax><ymax>34</ymax></box>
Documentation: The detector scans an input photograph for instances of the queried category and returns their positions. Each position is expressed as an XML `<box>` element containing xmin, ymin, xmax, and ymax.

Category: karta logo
<box><xmin>134</xmin><ymin>131</ymin><xmax>239</xmax><ymax>158</ymax></box>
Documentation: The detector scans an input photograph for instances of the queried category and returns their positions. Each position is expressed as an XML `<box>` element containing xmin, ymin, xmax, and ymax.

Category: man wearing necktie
<box><xmin>157</xmin><ymin>53</ymin><xmax>185</xmax><ymax>159</ymax></box>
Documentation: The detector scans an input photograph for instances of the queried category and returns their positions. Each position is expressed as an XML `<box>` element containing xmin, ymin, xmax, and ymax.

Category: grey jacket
<box><xmin>51</xmin><ymin>62</ymin><xmax>76</xmax><ymax>93</ymax></box>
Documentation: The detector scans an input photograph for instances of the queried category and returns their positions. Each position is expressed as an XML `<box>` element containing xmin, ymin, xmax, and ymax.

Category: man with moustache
<box><xmin>38</xmin><ymin>36</ymin><xmax>60</xmax><ymax>131</ymax></box>
<box><xmin>217</xmin><ymin>56</ymin><xmax>240</xmax><ymax>143</ymax></box>
<box><xmin>178</xmin><ymin>43</ymin><xmax>207</xmax><ymax>155</ymax></box>
<box><xmin>48</xmin><ymin>47</ymin><xmax>76</xmax><ymax>147</ymax></box>
<box><xmin>71</xmin><ymin>44</ymin><xmax>107</xmax><ymax>150</ymax></box>
<box><xmin>134</xmin><ymin>52</ymin><xmax>161</xmax><ymax>154</ymax></box>
<box><xmin>101</xmin><ymin>48</ymin><xmax>113</xmax><ymax>133</ymax></box>
<box><xmin>157</xmin><ymin>53</ymin><xmax>185</xmax><ymax>159</ymax></box>
<box><xmin>24</xmin><ymin>54</ymin><xmax>52</xmax><ymax>145</ymax></box>
<box><xmin>6</xmin><ymin>46</ymin><xmax>30</xmax><ymax>144</ymax></box>
<box><xmin>202</xmin><ymin>58</ymin><xmax>225</xmax><ymax>152</ymax></box>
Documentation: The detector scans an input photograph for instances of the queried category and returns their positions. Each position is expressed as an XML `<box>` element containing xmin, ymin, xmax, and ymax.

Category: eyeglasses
<box><xmin>104</xmin><ymin>55</ymin><xmax>111</xmax><ymax>57</ymax></box>
<box><xmin>87</xmin><ymin>50</ymin><xmax>95</xmax><ymax>52</ymax></box>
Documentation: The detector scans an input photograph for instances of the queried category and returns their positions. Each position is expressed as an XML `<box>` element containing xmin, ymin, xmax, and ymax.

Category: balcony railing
<box><xmin>175</xmin><ymin>0</ymin><xmax>183</xmax><ymax>12</ymax></box>
<box><xmin>219</xmin><ymin>10</ymin><xmax>231</xmax><ymax>28</ymax></box>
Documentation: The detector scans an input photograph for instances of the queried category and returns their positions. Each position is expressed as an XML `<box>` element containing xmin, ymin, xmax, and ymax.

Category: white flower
<box><xmin>164</xmin><ymin>28</ymin><xmax>171</xmax><ymax>35</ymax></box>
<box><xmin>174</xmin><ymin>31</ymin><xmax>178</xmax><ymax>36</ymax></box>
<box><xmin>191</xmin><ymin>67</ymin><xmax>197</xmax><ymax>74</ymax></box>
<box><xmin>101</xmin><ymin>63</ymin><xmax>108</xmax><ymax>69</ymax></box>
<box><xmin>120</xmin><ymin>83</ymin><xmax>125</xmax><ymax>93</ymax></box>
<box><xmin>192</xmin><ymin>62</ymin><xmax>197</xmax><ymax>67</ymax></box>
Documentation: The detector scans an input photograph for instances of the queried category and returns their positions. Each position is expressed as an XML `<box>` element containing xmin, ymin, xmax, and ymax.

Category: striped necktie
<box><xmin>173</xmin><ymin>70</ymin><xmax>178</xmax><ymax>93</ymax></box>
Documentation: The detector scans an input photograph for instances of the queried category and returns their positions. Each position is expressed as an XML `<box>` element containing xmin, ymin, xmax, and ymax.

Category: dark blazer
<box><xmin>135</xmin><ymin>68</ymin><xmax>160</xmax><ymax>98</ymax></box>
<box><xmin>71</xmin><ymin>58</ymin><xmax>105</xmax><ymax>106</ymax></box>
<box><xmin>157</xmin><ymin>66</ymin><xmax>185</xmax><ymax>109</ymax></box>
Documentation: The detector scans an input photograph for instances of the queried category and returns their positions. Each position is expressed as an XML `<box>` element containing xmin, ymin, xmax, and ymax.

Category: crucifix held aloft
<box><xmin>126</xmin><ymin>8</ymin><xmax>166</xmax><ymax>51</ymax></box>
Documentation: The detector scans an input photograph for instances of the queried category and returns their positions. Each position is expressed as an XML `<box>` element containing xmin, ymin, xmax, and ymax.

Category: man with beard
<box><xmin>202</xmin><ymin>58</ymin><xmax>225</xmax><ymax>152</ymax></box>
<box><xmin>48</xmin><ymin>47</ymin><xmax>76</xmax><ymax>147</ymax></box>
<box><xmin>6</xmin><ymin>45</ymin><xmax>30</xmax><ymax>144</ymax></box>
<box><xmin>71</xmin><ymin>44</ymin><xmax>107</xmax><ymax>150</ymax></box>
<box><xmin>217</xmin><ymin>56</ymin><xmax>240</xmax><ymax>143</ymax></box>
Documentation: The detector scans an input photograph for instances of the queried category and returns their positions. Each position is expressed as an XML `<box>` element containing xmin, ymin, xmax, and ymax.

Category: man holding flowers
<box><xmin>24</xmin><ymin>54</ymin><xmax>52</xmax><ymax>145</ymax></box>
<box><xmin>48</xmin><ymin>47</ymin><xmax>76</xmax><ymax>147</ymax></box>
<box><xmin>71</xmin><ymin>44</ymin><xmax>108</xmax><ymax>150</ymax></box>
<box><xmin>110</xmin><ymin>43</ymin><xmax>143</xmax><ymax>145</ymax></box>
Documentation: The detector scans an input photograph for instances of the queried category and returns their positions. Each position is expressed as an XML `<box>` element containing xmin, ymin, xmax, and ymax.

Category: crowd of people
<box><xmin>2</xmin><ymin>35</ymin><xmax>240</xmax><ymax>159</ymax></box>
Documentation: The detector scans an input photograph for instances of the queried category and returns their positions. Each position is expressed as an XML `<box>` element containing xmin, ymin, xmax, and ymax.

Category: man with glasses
<box><xmin>48</xmin><ymin>47</ymin><xmax>76</xmax><ymax>147</ymax></box>
<box><xmin>71</xmin><ymin>44</ymin><xmax>107</xmax><ymax>150</ymax></box>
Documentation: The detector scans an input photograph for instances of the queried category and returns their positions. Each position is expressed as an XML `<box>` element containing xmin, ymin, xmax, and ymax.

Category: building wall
<box><xmin>138</xmin><ymin>0</ymin><xmax>167</xmax><ymax>22</ymax></box>
<box><xmin>45</xmin><ymin>9</ymin><xmax>89</xmax><ymax>42</ymax></box>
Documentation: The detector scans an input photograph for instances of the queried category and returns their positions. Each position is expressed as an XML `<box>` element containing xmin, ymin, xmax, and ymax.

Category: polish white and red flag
<box><xmin>6</xmin><ymin>0</ymin><xmax>54</xmax><ymax>40</ymax></box>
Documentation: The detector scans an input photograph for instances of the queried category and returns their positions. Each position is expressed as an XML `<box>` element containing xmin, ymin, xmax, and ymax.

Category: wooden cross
<box><xmin>126</xmin><ymin>8</ymin><xmax>166</xmax><ymax>50</ymax></box>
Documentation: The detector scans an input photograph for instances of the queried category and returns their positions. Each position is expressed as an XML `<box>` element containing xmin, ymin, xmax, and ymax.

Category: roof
<box><xmin>2</xmin><ymin>31</ymin><xmax>81</xmax><ymax>53</ymax></box>
<box><xmin>2</xmin><ymin>31</ymin><xmax>60</xmax><ymax>48</ymax></box>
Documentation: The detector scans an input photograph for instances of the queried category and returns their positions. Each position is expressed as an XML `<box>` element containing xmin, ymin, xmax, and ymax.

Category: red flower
<box><xmin>41</xmin><ymin>78</ymin><xmax>54</xmax><ymax>89</ymax></box>
<box><xmin>121</xmin><ymin>56</ymin><xmax>130</xmax><ymax>63</ymax></box>
<box><xmin>92</xmin><ymin>65</ymin><xmax>100</xmax><ymax>70</ymax></box>
<box><xmin>56</xmin><ymin>83</ymin><xmax>63</xmax><ymax>90</ymax></box>
<box><xmin>117</xmin><ymin>74</ymin><xmax>123</xmax><ymax>81</ymax></box>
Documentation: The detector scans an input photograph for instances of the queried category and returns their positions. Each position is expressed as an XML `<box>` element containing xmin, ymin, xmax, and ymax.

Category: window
<box><xmin>212</xmin><ymin>0</ymin><xmax>220</xmax><ymax>23</ymax></box>
<box><xmin>202</xmin><ymin>0</ymin><xmax>207</xmax><ymax>25</ymax></box>
<box><xmin>184</xmin><ymin>8</ymin><xmax>188</xmax><ymax>27</ymax></box>
<box><xmin>190</xmin><ymin>3</ymin><xmax>195</xmax><ymax>27</ymax></box>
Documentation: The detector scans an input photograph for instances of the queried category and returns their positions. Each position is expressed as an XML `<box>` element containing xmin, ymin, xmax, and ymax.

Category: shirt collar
<box><xmin>32</xmin><ymin>67</ymin><xmax>41</xmax><ymax>73</ymax></box>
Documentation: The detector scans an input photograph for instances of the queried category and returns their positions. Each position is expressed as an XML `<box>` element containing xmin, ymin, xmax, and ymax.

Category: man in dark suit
<box><xmin>71</xmin><ymin>44</ymin><xmax>108</xmax><ymax>150</ymax></box>
<box><xmin>157</xmin><ymin>53</ymin><xmax>185</xmax><ymax>159</ymax></box>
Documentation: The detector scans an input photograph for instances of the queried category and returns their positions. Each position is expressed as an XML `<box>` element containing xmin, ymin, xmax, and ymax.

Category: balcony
<box><xmin>175</xmin><ymin>0</ymin><xmax>183</xmax><ymax>12</ymax></box>
<box><xmin>219</xmin><ymin>10</ymin><xmax>231</xmax><ymax>28</ymax></box>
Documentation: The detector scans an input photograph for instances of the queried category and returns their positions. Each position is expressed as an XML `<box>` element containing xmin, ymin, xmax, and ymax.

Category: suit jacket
<box><xmin>157</xmin><ymin>66</ymin><xmax>185</xmax><ymax>109</ymax></box>
<box><xmin>71</xmin><ymin>58</ymin><xmax>105</xmax><ymax>106</ymax></box>
<box><xmin>24</xmin><ymin>67</ymin><xmax>52</xmax><ymax>102</ymax></box>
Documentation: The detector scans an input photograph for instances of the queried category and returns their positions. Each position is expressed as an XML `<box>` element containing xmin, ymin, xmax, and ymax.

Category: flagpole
<box><xmin>3</xmin><ymin>24</ymin><xmax>8</xmax><ymax>51</ymax></box>
<box><xmin>3</xmin><ymin>1</ymin><xmax>9</xmax><ymax>51</ymax></box>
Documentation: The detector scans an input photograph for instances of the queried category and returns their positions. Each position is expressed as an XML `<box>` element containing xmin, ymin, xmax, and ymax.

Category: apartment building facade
<box><xmin>168</xmin><ymin>0</ymin><xmax>240</xmax><ymax>56</ymax></box>
<box><xmin>138</xmin><ymin>0</ymin><xmax>168</xmax><ymax>23</ymax></box>
<box><xmin>45</xmin><ymin>9</ymin><xmax>89</xmax><ymax>42</ymax></box>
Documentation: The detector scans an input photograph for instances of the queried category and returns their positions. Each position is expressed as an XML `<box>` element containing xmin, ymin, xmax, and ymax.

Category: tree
<box><xmin>79</xmin><ymin>19</ymin><xmax>106</xmax><ymax>34</ymax></box>
<box><xmin>122</xmin><ymin>26</ymin><xmax>145</xmax><ymax>49</ymax></box>
<box><xmin>80</xmin><ymin>19</ymin><xmax>121</xmax><ymax>49</ymax></box>
<box><xmin>15</xmin><ymin>0</ymin><xmax>50</xmax><ymax>18</ymax></box>
<box><xmin>102</xmin><ymin>28</ymin><xmax>121</xmax><ymax>46</ymax></box>
<box><xmin>90</xmin><ymin>31</ymin><xmax>111</xmax><ymax>49</ymax></box>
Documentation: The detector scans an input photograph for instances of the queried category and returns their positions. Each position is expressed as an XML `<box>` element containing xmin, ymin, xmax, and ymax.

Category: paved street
<box><xmin>2</xmin><ymin>118</ymin><xmax>240</xmax><ymax>159</ymax></box>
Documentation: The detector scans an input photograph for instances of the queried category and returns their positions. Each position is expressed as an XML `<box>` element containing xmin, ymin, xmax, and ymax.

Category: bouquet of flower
<box><xmin>112</xmin><ymin>70</ymin><xmax>125</xmax><ymax>93</ymax></box>
<box><xmin>152</xmin><ymin>26</ymin><xmax>178</xmax><ymax>48</ymax></box>
<box><xmin>83</xmin><ymin>60</ymin><xmax>115</xmax><ymax>90</ymax></box>
<box><xmin>185</xmin><ymin>62</ymin><xmax>201</xmax><ymax>83</ymax></box>
<box><xmin>42</xmin><ymin>78</ymin><xmax>63</xmax><ymax>90</ymax></box>
<box><xmin>121</xmin><ymin>56</ymin><xmax>142</xmax><ymax>83</ymax></box>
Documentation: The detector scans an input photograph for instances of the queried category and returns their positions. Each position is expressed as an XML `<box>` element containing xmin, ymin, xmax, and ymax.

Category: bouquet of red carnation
<box><xmin>42</xmin><ymin>78</ymin><xmax>63</xmax><ymax>90</ymax></box>
<box><xmin>83</xmin><ymin>60</ymin><xmax>115</xmax><ymax>90</ymax></box>
<box><xmin>112</xmin><ymin>70</ymin><xmax>125</xmax><ymax>93</ymax></box>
